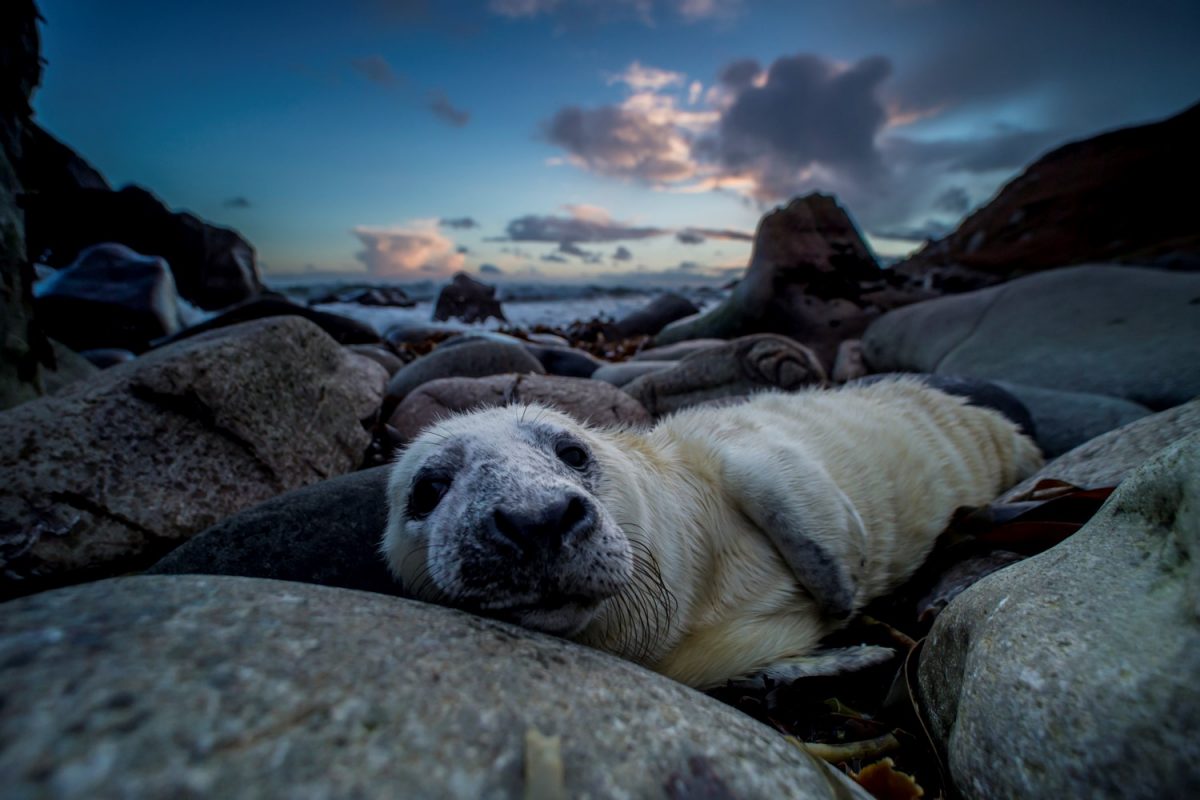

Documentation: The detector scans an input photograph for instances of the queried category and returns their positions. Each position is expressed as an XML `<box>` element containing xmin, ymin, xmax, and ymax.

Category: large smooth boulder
<box><xmin>0</xmin><ymin>317</ymin><xmax>386</xmax><ymax>598</ymax></box>
<box><xmin>34</xmin><ymin>243</ymin><xmax>183</xmax><ymax>352</ymax></box>
<box><xmin>389</xmin><ymin>374</ymin><xmax>650</xmax><ymax>441</ymax></box>
<box><xmin>152</xmin><ymin>295</ymin><xmax>381</xmax><ymax>348</ymax></box>
<box><xmin>992</xmin><ymin>380</ymin><xmax>1152</xmax><ymax>458</ymax></box>
<box><xmin>23</xmin><ymin>185</ymin><xmax>263</xmax><ymax>310</ymax></box>
<box><xmin>623</xmin><ymin>334</ymin><xmax>827</xmax><ymax>417</ymax></box>
<box><xmin>383</xmin><ymin>339</ymin><xmax>545</xmax><ymax>412</ymax></box>
<box><xmin>0</xmin><ymin>575</ymin><xmax>869</xmax><ymax>799</ymax></box>
<box><xmin>613</xmin><ymin>292</ymin><xmax>700</xmax><ymax>338</ymax></box>
<box><xmin>1000</xmin><ymin>397</ymin><xmax>1200</xmax><ymax>500</ymax></box>
<box><xmin>897</xmin><ymin>102</ymin><xmax>1200</xmax><ymax>280</ymax></box>
<box><xmin>862</xmin><ymin>264</ymin><xmax>1200</xmax><ymax>410</ymax></box>
<box><xmin>433</xmin><ymin>271</ymin><xmax>505</xmax><ymax>323</ymax></box>
<box><xmin>654</xmin><ymin>194</ymin><xmax>884</xmax><ymax>368</ymax></box>
<box><xmin>919</xmin><ymin>433</ymin><xmax>1200</xmax><ymax>798</ymax></box>
<box><xmin>150</xmin><ymin>467</ymin><xmax>401</xmax><ymax>595</ymax></box>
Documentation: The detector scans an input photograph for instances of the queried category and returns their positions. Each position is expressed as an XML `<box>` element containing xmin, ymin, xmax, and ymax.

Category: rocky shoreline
<box><xmin>2</xmin><ymin>1</ymin><xmax>1199</xmax><ymax>796</ymax></box>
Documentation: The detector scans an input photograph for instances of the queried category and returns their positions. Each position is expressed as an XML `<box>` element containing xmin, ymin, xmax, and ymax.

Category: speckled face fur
<box><xmin>382</xmin><ymin>406</ymin><xmax>634</xmax><ymax>637</ymax></box>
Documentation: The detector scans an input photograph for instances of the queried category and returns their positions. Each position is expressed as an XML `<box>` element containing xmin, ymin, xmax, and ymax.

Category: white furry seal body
<box><xmin>383</xmin><ymin>377</ymin><xmax>1042</xmax><ymax>689</ymax></box>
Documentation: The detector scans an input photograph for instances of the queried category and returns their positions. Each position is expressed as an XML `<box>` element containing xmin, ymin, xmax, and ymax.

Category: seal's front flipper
<box><xmin>725</xmin><ymin>645</ymin><xmax>896</xmax><ymax>690</ymax></box>
<box><xmin>721</xmin><ymin>444</ymin><xmax>868</xmax><ymax>620</ymax></box>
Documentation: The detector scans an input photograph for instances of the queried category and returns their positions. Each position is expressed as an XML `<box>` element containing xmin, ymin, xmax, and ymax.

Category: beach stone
<box><xmin>383</xmin><ymin>339</ymin><xmax>545</xmax><ymax>412</ymax></box>
<box><xmin>831</xmin><ymin>339</ymin><xmax>867</xmax><ymax>383</ymax></box>
<box><xmin>153</xmin><ymin>295</ymin><xmax>381</xmax><ymax>348</ymax></box>
<box><xmin>851</xmin><ymin>374</ymin><xmax>1035</xmax><ymax>437</ymax></box>
<box><xmin>525</xmin><ymin>332</ymin><xmax>571</xmax><ymax>347</ymax></box>
<box><xmin>80</xmin><ymin>347</ymin><xmax>137</xmax><ymax>369</ymax></box>
<box><xmin>623</xmin><ymin>334</ymin><xmax>827</xmax><ymax>417</ymax></box>
<box><xmin>861</xmin><ymin>264</ymin><xmax>1200</xmax><ymax>410</ymax></box>
<box><xmin>0</xmin><ymin>317</ymin><xmax>386</xmax><ymax>598</ymax></box>
<box><xmin>633</xmin><ymin>339</ymin><xmax>726</xmax><ymax>361</ymax></box>
<box><xmin>390</xmin><ymin>374</ymin><xmax>650</xmax><ymax>441</ymax></box>
<box><xmin>614</xmin><ymin>292</ymin><xmax>701</xmax><ymax>338</ymax></box>
<box><xmin>525</xmin><ymin>344</ymin><xmax>603</xmax><ymax>378</ymax></box>
<box><xmin>654</xmin><ymin>194</ymin><xmax>883</xmax><ymax>368</ymax></box>
<box><xmin>433</xmin><ymin>271</ymin><xmax>506</xmax><ymax>324</ymax></box>
<box><xmin>24</xmin><ymin>184</ymin><xmax>262</xmax><ymax>310</ymax></box>
<box><xmin>592</xmin><ymin>360</ymin><xmax>674</xmax><ymax>387</ymax></box>
<box><xmin>34</xmin><ymin>242</ymin><xmax>183</xmax><ymax>353</ymax></box>
<box><xmin>1000</xmin><ymin>397</ymin><xmax>1200</xmax><ymax>500</ymax></box>
<box><xmin>993</xmin><ymin>380</ymin><xmax>1152</xmax><ymax>458</ymax></box>
<box><xmin>311</xmin><ymin>285</ymin><xmax>414</xmax><ymax>307</ymax></box>
<box><xmin>39</xmin><ymin>340</ymin><xmax>101</xmax><ymax>396</ymax></box>
<box><xmin>919</xmin><ymin>433</ymin><xmax>1200</xmax><ymax>799</ymax></box>
<box><xmin>0</xmin><ymin>575</ymin><xmax>868</xmax><ymax>799</ymax></box>
<box><xmin>150</xmin><ymin>467</ymin><xmax>401</xmax><ymax>596</ymax></box>
<box><xmin>347</xmin><ymin>344</ymin><xmax>404</xmax><ymax>377</ymax></box>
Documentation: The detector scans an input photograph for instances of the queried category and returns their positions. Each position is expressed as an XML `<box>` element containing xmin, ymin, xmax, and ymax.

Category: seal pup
<box><xmin>382</xmin><ymin>377</ymin><xmax>1042</xmax><ymax>689</ymax></box>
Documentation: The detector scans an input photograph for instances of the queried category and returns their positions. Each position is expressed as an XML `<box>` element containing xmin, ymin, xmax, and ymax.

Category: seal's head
<box><xmin>382</xmin><ymin>405</ymin><xmax>634</xmax><ymax>637</ymax></box>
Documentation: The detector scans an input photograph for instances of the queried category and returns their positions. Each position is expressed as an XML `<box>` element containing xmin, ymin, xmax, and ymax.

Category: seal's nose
<box><xmin>489</xmin><ymin>494</ymin><xmax>593</xmax><ymax>556</ymax></box>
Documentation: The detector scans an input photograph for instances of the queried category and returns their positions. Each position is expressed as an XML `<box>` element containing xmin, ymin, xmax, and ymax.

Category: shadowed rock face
<box><xmin>897</xmin><ymin>103</ymin><xmax>1200</xmax><ymax>280</ymax></box>
<box><xmin>654</xmin><ymin>194</ymin><xmax>883</xmax><ymax>368</ymax></box>
<box><xmin>433</xmin><ymin>272</ymin><xmax>506</xmax><ymax>324</ymax></box>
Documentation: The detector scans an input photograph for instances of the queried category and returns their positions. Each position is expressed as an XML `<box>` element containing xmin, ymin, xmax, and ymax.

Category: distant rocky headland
<box><xmin>2</xmin><ymin>1</ymin><xmax>1198</xmax><ymax>797</ymax></box>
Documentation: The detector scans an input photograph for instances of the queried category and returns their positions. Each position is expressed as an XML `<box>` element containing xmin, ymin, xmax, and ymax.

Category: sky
<box><xmin>32</xmin><ymin>0</ymin><xmax>1200</xmax><ymax>284</ymax></box>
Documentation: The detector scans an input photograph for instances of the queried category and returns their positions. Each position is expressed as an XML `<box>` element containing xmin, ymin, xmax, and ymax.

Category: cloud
<box><xmin>222</xmin><ymin>196</ymin><xmax>251</xmax><ymax>209</ymax></box>
<box><xmin>543</xmin><ymin>104</ymin><xmax>699</xmax><ymax>184</ymax></box>
<box><xmin>870</xmin><ymin>220</ymin><xmax>955</xmax><ymax>242</ymax></box>
<box><xmin>351</xmin><ymin>55</ymin><xmax>403</xmax><ymax>87</ymax></box>
<box><xmin>505</xmin><ymin>205</ymin><xmax>666</xmax><ymax>243</ymax></box>
<box><xmin>478</xmin><ymin>263</ymin><xmax>503</xmax><ymax>274</ymax></box>
<box><xmin>352</xmin><ymin>220</ymin><xmax>465</xmax><ymax>277</ymax></box>
<box><xmin>541</xmin><ymin>252</ymin><xmax>570</xmax><ymax>263</ymax></box>
<box><xmin>933</xmin><ymin>187</ymin><xmax>970</xmax><ymax>214</ymax></box>
<box><xmin>440</xmin><ymin>216</ymin><xmax>479</xmax><ymax>229</ymax></box>
<box><xmin>608</xmin><ymin>62</ymin><xmax>685</xmax><ymax>92</ymax></box>
<box><xmin>428</xmin><ymin>90</ymin><xmax>470</xmax><ymax>127</ymax></box>
<box><xmin>676</xmin><ymin>229</ymin><xmax>704</xmax><ymax>244</ymax></box>
<box><xmin>613</xmin><ymin>245</ymin><xmax>633</xmax><ymax>261</ymax></box>
<box><xmin>675</xmin><ymin>226</ymin><xmax>753</xmax><ymax>244</ymax></box>
<box><xmin>488</xmin><ymin>0</ymin><xmax>739</xmax><ymax>24</ymax></box>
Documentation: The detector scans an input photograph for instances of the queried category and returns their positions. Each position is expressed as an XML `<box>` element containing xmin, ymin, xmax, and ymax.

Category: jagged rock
<box><xmin>389</xmin><ymin>374</ymin><xmax>650</xmax><ymax>441</ymax></box>
<box><xmin>432</xmin><ymin>272</ymin><xmax>505</xmax><ymax>324</ymax></box>
<box><xmin>0</xmin><ymin>317</ymin><xmax>386</xmax><ymax>598</ymax></box>
<box><xmin>614</xmin><ymin>292</ymin><xmax>701</xmax><ymax>338</ymax></box>
<box><xmin>624</xmin><ymin>334</ymin><xmax>827</xmax><ymax>417</ymax></box>
<box><xmin>153</xmin><ymin>295</ymin><xmax>381</xmax><ymax>348</ymax></box>
<box><xmin>862</xmin><ymin>264</ymin><xmax>1200</xmax><ymax>410</ymax></box>
<box><xmin>23</xmin><ymin>185</ymin><xmax>263</xmax><ymax>310</ymax></box>
<box><xmin>33</xmin><ymin>242</ymin><xmax>183</xmax><ymax>352</ymax></box>
<box><xmin>919</xmin><ymin>433</ymin><xmax>1200</xmax><ymax>799</ymax></box>
<box><xmin>897</xmin><ymin>102</ymin><xmax>1200</xmax><ymax>281</ymax></box>
<box><xmin>655</xmin><ymin>194</ymin><xmax>883</xmax><ymax>368</ymax></box>
<box><xmin>383</xmin><ymin>339</ymin><xmax>545</xmax><ymax>413</ymax></box>
<box><xmin>150</xmin><ymin>467</ymin><xmax>401</xmax><ymax>595</ymax></box>
<box><xmin>992</xmin><ymin>381</ymin><xmax>1152</xmax><ymax>458</ymax></box>
<box><xmin>0</xmin><ymin>575</ymin><xmax>869</xmax><ymax>799</ymax></box>
<box><xmin>1000</xmin><ymin>397</ymin><xmax>1200</xmax><ymax>501</ymax></box>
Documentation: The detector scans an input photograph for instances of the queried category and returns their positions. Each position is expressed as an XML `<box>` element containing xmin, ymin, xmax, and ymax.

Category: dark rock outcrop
<box><xmin>153</xmin><ymin>295</ymin><xmax>381</xmax><ymax>348</ymax></box>
<box><xmin>23</xmin><ymin>185</ymin><xmax>263</xmax><ymax>310</ymax></box>
<box><xmin>897</xmin><ymin>102</ymin><xmax>1200</xmax><ymax>282</ymax></box>
<box><xmin>432</xmin><ymin>272</ymin><xmax>505</xmax><ymax>323</ymax></box>
<box><xmin>34</xmin><ymin>243</ymin><xmax>182</xmax><ymax>352</ymax></box>
<box><xmin>613</xmin><ymin>292</ymin><xmax>701</xmax><ymax>338</ymax></box>
<box><xmin>654</xmin><ymin>194</ymin><xmax>885</xmax><ymax>368</ymax></box>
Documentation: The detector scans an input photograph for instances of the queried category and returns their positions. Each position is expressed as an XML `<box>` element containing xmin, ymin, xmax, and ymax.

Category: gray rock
<box><xmin>0</xmin><ymin>575</ymin><xmax>868</xmax><ymax>800</ymax></box>
<box><xmin>389</xmin><ymin>374</ymin><xmax>650</xmax><ymax>441</ymax></box>
<box><xmin>150</xmin><ymin>467</ymin><xmax>402</xmax><ymax>596</ymax></box>
<box><xmin>79</xmin><ymin>347</ymin><xmax>137</xmax><ymax>369</ymax></box>
<box><xmin>0</xmin><ymin>317</ymin><xmax>386</xmax><ymax>598</ymax></box>
<box><xmin>654</xmin><ymin>194</ymin><xmax>883</xmax><ymax>368</ymax></box>
<box><xmin>831</xmin><ymin>339</ymin><xmax>867</xmax><ymax>383</ymax></box>
<box><xmin>1000</xmin><ymin>397</ymin><xmax>1200</xmax><ymax>500</ymax></box>
<box><xmin>153</xmin><ymin>296</ymin><xmax>381</xmax><ymax>349</ymax></box>
<box><xmin>862</xmin><ymin>264</ymin><xmax>1200</xmax><ymax>410</ymax></box>
<box><xmin>383</xmin><ymin>339</ymin><xmax>545</xmax><ymax>412</ymax></box>
<box><xmin>592</xmin><ymin>361</ymin><xmax>674</xmax><ymax>387</ymax></box>
<box><xmin>850</xmin><ymin>373</ymin><xmax>1035</xmax><ymax>437</ymax></box>
<box><xmin>623</xmin><ymin>334</ymin><xmax>827</xmax><ymax>417</ymax></box>
<box><xmin>42</xmin><ymin>340</ymin><xmax>101</xmax><ymax>394</ymax></box>
<box><xmin>993</xmin><ymin>380</ymin><xmax>1152</xmax><ymax>458</ymax></box>
<box><xmin>919</xmin><ymin>433</ymin><xmax>1200</xmax><ymax>799</ymax></box>
<box><xmin>613</xmin><ymin>292</ymin><xmax>701</xmax><ymax>338</ymax></box>
<box><xmin>525</xmin><ymin>344</ymin><xmax>603</xmax><ymax>378</ymax></box>
<box><xmin>347</xmin><ymin>344</ymin><xmax>404</xmax><ymax>377</ymax></box>
<box><xmin>632</xmin><ymin>339</ymin><xmax>726</xmax><ymax>361</ymax></box>
<box><xmin>34</xmin><ymin>242</ymin><xmax>183</xmax><ymax>353</ymax></box>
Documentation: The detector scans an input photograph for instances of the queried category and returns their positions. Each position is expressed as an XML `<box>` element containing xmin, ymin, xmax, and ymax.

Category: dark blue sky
<box><xmin>33</xmin><ymin>0</ymin><xmax>1200</xmax><ymax>281</ymax></box>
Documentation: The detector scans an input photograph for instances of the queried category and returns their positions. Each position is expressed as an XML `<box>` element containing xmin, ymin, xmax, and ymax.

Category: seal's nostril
<box><xmin>489</xmin><ymin>495</ymin><xmax>594</xmax><ymax>554</ymax></box>
<box><xmin>492</xmin><ymin>507</ymin><xmax>525</xmax><ymax>548</ymax></box>
<box><xmin>561</xmin><ymin>496</ymin><xmax>590</xmax><ymax>540</ymax></box>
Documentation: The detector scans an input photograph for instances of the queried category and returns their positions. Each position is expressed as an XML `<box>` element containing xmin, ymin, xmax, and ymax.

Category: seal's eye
<box><xmin>408</xmin><ymin>475</ymin><xmax>450</xmax><ymax>519</ymax></box>
<box><xmin>556</xmin><ymin>443</ymin><xmax>589</xmax><ymax>470</ymax></box>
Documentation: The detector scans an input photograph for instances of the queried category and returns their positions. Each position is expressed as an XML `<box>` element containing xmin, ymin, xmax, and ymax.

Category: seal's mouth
<box><xmin>468</xmin><ymin>592</ymin><xmax>605</xmax><ymax>637</ymax></box>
